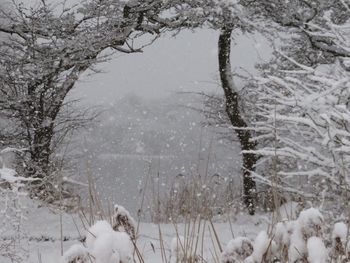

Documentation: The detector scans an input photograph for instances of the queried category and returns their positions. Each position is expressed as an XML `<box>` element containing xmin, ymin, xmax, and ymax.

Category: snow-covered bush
<box><xmin>112</xmin><ymin>204</ymin><xmax>136</xmax><ymax>241</ymax></box>
<box><xmin>221</xmin><ymin>237</ymin><xmax>253</xmax><ymax>263</ymax></box>
<box><xmin>222</xmin><ymin>231</ymin><xmax>278</xmax><ymax>263</ymax></box>
<box><xmin>295</xmin><ymin>208</ymin><xmax>323</xmax><ymax>239</ymax></box>
<box><xmin>238</xmin><ymin>6</ymin><xmax>350</xmax><ymax>214</ymax></box>
<box><xmin>331</xmin><ymin>222</ymin><xmax>348</xmax><ymax>260</ymax></box>
<box><xmin>248</xmin><ymin>56</ymin><xmax>350</xmax><ymax>213</ymax></box>
<box><xmin>221</xmin><ymin>208</ymin><xmax>349</xmax><ymax>263</ymax></box>
<box><xmin>250</xmin><ymin>231</ymin><xmax>277</xmax><ymax>263</ymax></box>
<box><xmin>85</xmin><ymin>220</ymin><xmax>113</xmax><ymax>251</ymax></box>
<box><xmin>61</xmin><ymin>244</ymin><xmax>88</xmax><ymax>263</ymax></box>
<box><xmin>63</xmin><ymin>205</ymin><xmax>135</xmax><ymax>263</ymax></box>
<box><xmin>91</xmin><ymin>231</ymin><xmax>133</xmax><ymax>263</ymax></box>
<box><xmin>274</xmin><ymin>220</ymin><xmax>295</xmax><ymax>260</ymax></box>
<box><xmin>0</xmin><ymin>149</ymin><xmax>29</xmax><ymax>262</ymax></box>
<box><xmin>288</xmin><ymin>208</ymin><xmax>324</xmax><ymax>262</ymax></box>
<box><xmin>307</xmin><ymin>237</ymin><xmax>327</xmax><ymax>263</ymax></box>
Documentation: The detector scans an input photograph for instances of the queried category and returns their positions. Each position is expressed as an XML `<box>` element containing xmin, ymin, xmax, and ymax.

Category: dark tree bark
<box><xmin>218</xmin><ymin>26</ymin><xmax>257</xmax><ymax>215</ymax></box>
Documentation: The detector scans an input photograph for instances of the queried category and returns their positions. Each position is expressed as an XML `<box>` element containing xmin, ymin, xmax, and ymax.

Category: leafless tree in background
<box><xmin>0</xmin><ymin>0</ymin><xmax>192</xmax><ymax>200</ymax></box>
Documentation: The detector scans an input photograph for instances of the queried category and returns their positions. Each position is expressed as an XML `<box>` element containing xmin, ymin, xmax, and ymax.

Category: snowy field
<box><xmin>0</xmin><ymin>196</ymin><xmax>269</xmax><ymax>263</ymax></box>
<box><xmin>2</xmin><ymin>167</ymin><xmax>343</xmax><ymax>263</ymax></box>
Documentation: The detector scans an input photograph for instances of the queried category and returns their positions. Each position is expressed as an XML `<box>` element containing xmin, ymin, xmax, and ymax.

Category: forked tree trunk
<box><xmin>218</xmin><ymin>26</ymin><xmax>257</xmax><ymax>215</ymax></box>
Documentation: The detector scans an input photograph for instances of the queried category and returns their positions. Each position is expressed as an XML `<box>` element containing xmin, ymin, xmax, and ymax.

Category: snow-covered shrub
<box><xmin>289</xmin><ymin>208</ymin><xmax>323</xmax><ymax>262</ymax></box>
<box><xmin>64</xmin><ymin>230</ymin><xmax>134</xmax><ymax>263</ymax></box>
<box><xmin>221</xmin><ymin>237</ymin><xmax>253</xmax><ymax>263</ymax></box>
<box><xmin>220</xmin><ymin>207</ymin><xmax>348</xmax><ymax>263</ymax></box>
<box><xmin>91</xmin><ymin>231</ymin><xmax>133</xmax><ymax>263</ymax></box>
<box><xmin>86</xmin><ymin>219</ymin><xmax>134</xmax><ymax>263</ymax></box>
<box><xmin>248</xmin><ymin>55</ymin><xmax>350</xmax><ymax>214</ymax></box>
<box><xmin>0</xmin><ymin>186</ymin><xmax>28</xmax><ymax>262</ymax></box>
<box><xmin>85</xmin><ymin>220</ymin><xmax>113</xmax><ymax>251</ymax></box>
<box><xmin>0</xmin><ymin>150</ymin><xmax>29</xmax><ymax>262</ymax></box>
<box><xmin>251</xmin><ymin>231</ymin><xmax>277</xmax><ymax>263</ymax></box>
<box><xmin>222</xmin><ymin>231</ymin><xmax>278</xmax><ymax>263</ymax></box>
<box><xmin>242</xmin><ymin>7</ymin><xmax>350</xmax><ymax>214</ymax></box>
<box><xmin>274</xmin><ymin>220</ymin><xmax>294</xmax><ymax>260</ymax></box>
<box><xmin>296</xmin><ymin>208</ymin><xmax>323</xmax><ymax>239</ymax></box>
<box><xmin>65</xmin><ymin>205</ymin><xmax>135</xmax><ymax>263</ymax></box>
<box><xmin>112</xmin><ymin>204</ymin><xmax>136</xmax><ymax>241</ymax></box>
<box><xmin>307</xmin><ymin>237</ymin><xmax>327</xmax><ymax>263</ymax></box>
<box><xmin>61</xmin><ymin>244</ymin><xmax>88</xmax><ymax>263</ymax></box>
<box><xmin>331</xmin><ymin>222</ymin><xmax>348</xmax><ymax>260</ymax></box>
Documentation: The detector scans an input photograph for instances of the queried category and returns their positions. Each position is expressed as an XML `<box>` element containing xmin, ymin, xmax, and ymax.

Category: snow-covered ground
<box><xmin>1</xmin><ymin>165</ymin><xmax>345</xmax><ymax>263</ymax></box>
<box><xmin>1</xmin><ymin>196</ymin><xmax>269</xmax><ymax>263</ymax></box>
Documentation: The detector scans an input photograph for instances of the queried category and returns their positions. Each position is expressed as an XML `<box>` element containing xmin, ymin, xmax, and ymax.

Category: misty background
<box><xmin>66</xmin><ymin>26</ymin><xmax>270</xmax><ymax>216</ymax></box>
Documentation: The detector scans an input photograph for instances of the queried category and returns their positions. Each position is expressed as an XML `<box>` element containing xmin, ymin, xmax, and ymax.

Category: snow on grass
<box><xmin>0</xmin><ymin>194</ymin><xmax>266</xmax><ymax>263</ymax></box>
<box><xmin>0</xmin><ymin>195</ymin><xmax>83</xmax><ymax>263</ymax></box>
<box><xmin>7</xmin><ymin>195</ymin><xmax>345</xmax><ymax>263</ymax></box>
<box><xmin>274</xmin><ymin>220</ymin><xmax>294</xmax><ymax>250</ymax></box>
<box><xmin>296</xmin><ymin>208</ymin><xmax>324</xmax><ymax>238</ymax></box>
<box><xmin>112</xmin><ymin>204</ymin><xmax>136</xmax><ymax>241</ymax></box>
<box><xmin>289</xmin><ymin>207</ymin><xmax>324</xmax><ymax>262</ymax></box>
<box><xmin>90</xmin><ymin>231</ymin><xmax>133</xmax><ymax>263</ymax></box>
<box><xmin>80</xmin><ymin>219</ymin><xmax>134</xmax><ymax>263</ymax></box>
<box><xmin>332</xmin><ymin>222</ymin><xmax>348</xmax><ymax>243</ymax></box>
<box><xmin>307</xmin><ymin>237</ymin><xmax>327</xmax><ymax>263</ymax></box>
<box><xmin>221</xmin><ymin>236</ymin><xmax>253</xmax><ymax>262</ymax></box>
<box><xmin>3</xmin><ymin>194</ymin><xmax>349</xmax><ymax>263</ymax></box>
<box><xmin>61</xmin><ymin>244</ymin><xmax>88</xmax><ymax>263</ymax></box>
<box><xmin>250</xmin><ymin>231</ymin><xmax>270</xmax><ymax>263</ymax></box>
<box><xmin>85</xmin><ymin>220</ymin><xmax>113</xmax><ymax>251</ymax></box>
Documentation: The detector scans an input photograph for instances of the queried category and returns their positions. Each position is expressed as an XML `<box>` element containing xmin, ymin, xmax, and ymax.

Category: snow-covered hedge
<box><xmin>221</xmin><ymin>207</ymin><xmax>349</xmax><ymax>263</ymax></box>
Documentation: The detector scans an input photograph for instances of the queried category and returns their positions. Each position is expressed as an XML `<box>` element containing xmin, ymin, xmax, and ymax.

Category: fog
<box><xmin>66</xmin><ymin>28</ymin><xmax>271</xmax><ymax>217</ymax></box>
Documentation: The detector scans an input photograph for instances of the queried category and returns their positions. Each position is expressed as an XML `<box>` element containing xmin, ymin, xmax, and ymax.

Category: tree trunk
<box><xmin>218</xmin><ymin>26</ymin><xmax>257</xmax><ymax>215</ymax></box>
<box><xmin>26</xmin><ymin>123</ymin><xmax>57</xmax><ymax>202</ymax></box>
<box><xmin>31</xmin><ymin>125</ymin><xmax>54</xmax><ymax>177</ymax></box>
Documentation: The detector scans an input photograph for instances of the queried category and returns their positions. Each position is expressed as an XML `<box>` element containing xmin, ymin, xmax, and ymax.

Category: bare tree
<box><xmin>218</xmin><ymin>26</ymin><xmax>257</xmax><ymax>215</ymax></box>
<box><xmin>164</xmin><ymin>0</ymin><xmax>259</xmax><ymax>214</ymax></box>
<box><xmin>0</xmin><ymin>0</ymin><xmax>192</xmax><ymax>200</ymax></box>
<box><xmin>213</xmin><ymin>0</ymin><xmax>350</xmax><ymax>214</ymax></box>
<box><xmin>4</xmin><ymin>0</ymin><xmax>345</xmax><ymax>213</ymax></box>
<box><xmin>197</xmin><ymin>0</ymin><xmax>350</xmax><ymax>214</ymax></box>
<box><xmin>0</xmin><ymin>0</ymin><xmax>262</xmax><ymax>211</ymax></box>
<box><xmin>241</xmin><ymin>0</ymin><xmax>350</xmax><ymax>65</ymax></box>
